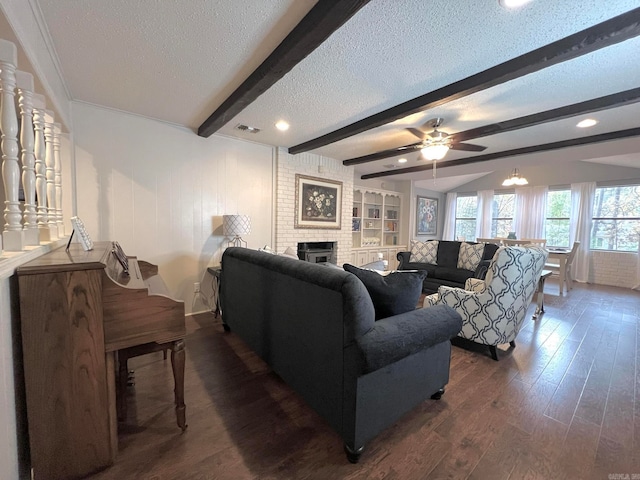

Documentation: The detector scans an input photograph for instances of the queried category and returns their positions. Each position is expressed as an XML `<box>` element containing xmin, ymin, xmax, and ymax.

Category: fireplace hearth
<box><xmin>297</xmin><ymin>241</ymin><xmax>337</xmax><ymax>264</ymax></box>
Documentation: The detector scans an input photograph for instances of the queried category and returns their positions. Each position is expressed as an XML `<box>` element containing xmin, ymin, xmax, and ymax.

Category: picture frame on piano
<box><xmin>68</xmin><ymin>216</ymin><xmax>94</xmax><ymax>251</ymax></box>
<box><xmin>112</xmin><ymin>241</ymin><xmax>129</xmax><ymax>275</ymax></box>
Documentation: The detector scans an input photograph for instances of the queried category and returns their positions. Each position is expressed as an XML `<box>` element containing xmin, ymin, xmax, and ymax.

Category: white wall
<box><xmin>72</xmin><ymin>102</ymin><xmax>274</xmax><ymax>313</ymax></box>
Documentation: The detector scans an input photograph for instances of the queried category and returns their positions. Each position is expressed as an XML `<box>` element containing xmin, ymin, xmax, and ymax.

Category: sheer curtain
<box><xmin>570</xmin><ymin>182</ymin><xmax>595</xmax><ymax>283</ymax></box>
<box><xmin>634</xmin><ymin>237</ymin><xmax>640</xmax><ymax>290</ymax></box>
<box><xmin>514</xmin><ymin>185</ymin><xmax>548</xmax><ymax>239</ymax></box>
<box><xmin>442</xmin><ymin>192</ymin><xmax>457</xmax><ymax>240</ymax></box>
<box><xmin>475</xmin><ymin>190</ymin><xmax>494</xmax><ymax>240</ymax></box>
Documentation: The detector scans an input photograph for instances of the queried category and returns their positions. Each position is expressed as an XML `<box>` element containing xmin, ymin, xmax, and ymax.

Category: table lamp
<box><xmin>223</xmin><ymin>215</ymin><xmax>251</xmax><ymax>248</ymax></box>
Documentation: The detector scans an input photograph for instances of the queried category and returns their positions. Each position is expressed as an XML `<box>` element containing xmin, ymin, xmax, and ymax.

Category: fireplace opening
<box><xmin>297</xmin><ymin>241</ymin><xmax>337</xmax><ymax>264</ymax></box>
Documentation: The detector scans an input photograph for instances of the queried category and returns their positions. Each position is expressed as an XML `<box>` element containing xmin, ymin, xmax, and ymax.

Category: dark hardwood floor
<box><xmin>89</xmin><ymin>280</ymin><xmax>640</xmax><ymax>480</ymax></box>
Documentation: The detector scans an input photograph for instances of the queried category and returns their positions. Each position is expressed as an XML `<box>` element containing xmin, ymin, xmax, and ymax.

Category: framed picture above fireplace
<box><xmin>295</xmin><ymin>174</ymin><xmax>342</xmax><ymax>229</ymax></box>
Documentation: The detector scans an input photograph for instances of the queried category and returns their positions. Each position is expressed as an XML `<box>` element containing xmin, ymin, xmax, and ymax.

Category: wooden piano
<box><xmin>16</xmin><ymin>241</ymin><xmax>186</xmax><ymax>480</ymax></box>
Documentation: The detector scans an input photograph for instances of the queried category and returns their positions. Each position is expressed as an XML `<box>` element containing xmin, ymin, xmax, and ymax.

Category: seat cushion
<box><xmin>344</xmin><ymin>264</ymin><xmax>427</xmax><ymax>320</ymax></box>
<box><xmin>434</xmin><ymin>266</ymin><xmax>476</xmax><ymax>284</ymax></box>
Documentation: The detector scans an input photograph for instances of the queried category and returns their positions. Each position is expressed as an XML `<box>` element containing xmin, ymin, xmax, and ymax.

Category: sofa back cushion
<box><xmin>436</xmin><ymin>241</ymin><xmax>462</xmax><ymax>269</ymax></box>
<box><xmin>409</xmin><ymin>240</ymin><xmax>438</xmax><ymax>264</ymax></box>
<box><xmin>457</xmin><ymin>242</ymin><xmax>485</xmax><ymax>271</ymax></box>
<box><xmin>344</xmin><ymin>264</ymin><xmax>427</xmax><ymax>320</ymax></box>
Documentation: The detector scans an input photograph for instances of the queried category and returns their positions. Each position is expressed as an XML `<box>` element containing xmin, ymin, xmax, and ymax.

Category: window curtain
<box><xmin>442</xmin><ymin>192</ymin><xmax>457</xmax><ymax>241</ymax></box>
<box><xmin>634</xmin><ymin>238</ymin><xmax>640</xmax><ymax>290</ymax></box>
<box><xmin>570</xmin><ymin>182</ymin><xmax>595</xmax><ymax>283</ymax></box>
<box><xmin>514</xmin><ymin>185</ymin><xmax>548</xmax><ymax>239</ymax></box>
<box><xmin>475</xmin><ymin>190</ymin><xmax>494</xmax><ymax>240</ymax></box>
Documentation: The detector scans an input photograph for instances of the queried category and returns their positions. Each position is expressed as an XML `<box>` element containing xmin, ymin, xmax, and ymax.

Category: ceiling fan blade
<box><xmin>450</xmin><ymin>142</ymin><xmax>487</xmax><ymax>152</ymax></box>
<box><xmin>406</xmin><ymin>127</ymin><xmax>427</xmax><ymax>140</ymax></box>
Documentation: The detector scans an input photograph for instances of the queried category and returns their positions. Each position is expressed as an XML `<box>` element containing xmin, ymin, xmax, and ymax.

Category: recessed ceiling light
<box><xmin>499</xmin><ymin>0</ymin><xmax>533</xmax><ymax>8</ymax></box>
<box><xmin>576</xmin><ymin>118</ymin><xmax>598</xmax><ymax>128</ymax></box>
<box><xmin>275</xmin><ymin>120</ymin><xmax>290</xmax><ymax>131</ymax></box>
<box><xmin>398</xmin><ymin>158</ymin><xmax>407</xmax><ymax>164</ymax></box>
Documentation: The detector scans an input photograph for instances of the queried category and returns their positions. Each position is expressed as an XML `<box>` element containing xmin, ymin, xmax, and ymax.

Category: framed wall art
<box><xmin>294</xmin><ymin>174</ymin><xmax>342</xmax><ymax>229</ymax></box>
<box><xmin>416</xmin><ymin>196</ymin><xmax>438</xmax><ymax>236</ymax></box>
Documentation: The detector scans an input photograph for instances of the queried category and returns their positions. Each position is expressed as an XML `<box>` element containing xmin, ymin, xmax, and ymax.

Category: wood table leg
<box><xmin>171</xmin><ymin>339</ymin><xmax>187</xmax><ymax>431</ymax></box>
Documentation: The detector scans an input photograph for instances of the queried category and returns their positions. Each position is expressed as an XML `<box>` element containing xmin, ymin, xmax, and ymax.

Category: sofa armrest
<box><xmin>396</xmin><ymin>251</ymin><xmax>411</xmax><ymax>269</ymax></box>
<box><xmin>474</xmin><ymin>259</ymin><xmax>491</xmax><ymax>279</ymax></box>
<box><xmin>465</xmin><ymin>278</ymin><xmax>487</xmax><ymax>293</ymax></box>
<box><xmin>355</xmin><ymin>304</ymin><xmax>462</xmax><ymax>373</ymax></box>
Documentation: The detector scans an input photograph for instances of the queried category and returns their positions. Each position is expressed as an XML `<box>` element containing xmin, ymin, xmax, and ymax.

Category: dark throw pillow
<box><xmin>344</xmin><ymin>264</ymin><xmax>427</xmax><ymax>320</ymax></box>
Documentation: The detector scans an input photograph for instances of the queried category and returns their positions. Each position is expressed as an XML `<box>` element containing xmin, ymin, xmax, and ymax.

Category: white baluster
<box><xmin>53</xmin><ymin>123</ymin><xmax>64</xmax><ymax>235</ymax></box>
<box><xmin>33</xmin><ymin>94</ymin><xmax>50</xmax><ymax>241</ymax></box>
<box><xmin>16</xmin><ymin>71</ymin><xmax>39</xmax><ymax>245</ymax></box>
<box><xmin>0</xmin><ymin>39</ymin><xmax>24</xmax><ymax>251</ymax></box>
<box><xmin>44</xmin><ymin>110</ymin><xmax>58</xmax><ymax>239</ymax></box>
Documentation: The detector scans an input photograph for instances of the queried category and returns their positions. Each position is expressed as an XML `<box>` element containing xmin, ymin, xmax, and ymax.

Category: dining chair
<box><xmin>545</xmin><ymin>241</ymin><xmax>580</xmax><ymax>291</ymax></box>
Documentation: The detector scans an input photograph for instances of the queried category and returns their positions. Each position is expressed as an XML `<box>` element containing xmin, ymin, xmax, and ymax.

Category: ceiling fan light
<box><xmin>421</xmin><ymin>144</ymin><xmax>449</xmax><ymax>161</ymax></box>
<box><xmin>502</xmin><ymin>178</ymin><xmax>514</xmax><ymax>186</ymax></box>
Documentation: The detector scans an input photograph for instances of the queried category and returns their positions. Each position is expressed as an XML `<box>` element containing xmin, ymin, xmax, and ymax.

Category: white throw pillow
<box><xmin>410</xmin><ymin>240</ymin><xmax>438</xmax><ymax>264</ymax></box>
<box><xmin>457</xmin><ymin>242</ymin><xmax>485</xmax><ymax>271</ymax></box>
<box><xmin>279</xmin><ymin>246</ymin><xmax>299</xmax><ymax>259</ymax></box>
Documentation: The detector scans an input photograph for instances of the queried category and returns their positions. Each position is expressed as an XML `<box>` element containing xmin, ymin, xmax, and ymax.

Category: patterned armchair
<box><xmin>424</xmin><ymin>246</ymin><xmax>548</xmax><ymax>360</ymax></box>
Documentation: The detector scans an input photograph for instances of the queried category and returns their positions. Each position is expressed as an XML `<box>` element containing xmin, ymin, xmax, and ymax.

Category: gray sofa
<box><xmin>397</xmin><ymin>240</ymin><xmax>499</xmax><ymax>295</ymax></box>
<box><xmin>220</xmin><ymin>247</ymin><xmax>462</xmax><ymax>463</ymax></box>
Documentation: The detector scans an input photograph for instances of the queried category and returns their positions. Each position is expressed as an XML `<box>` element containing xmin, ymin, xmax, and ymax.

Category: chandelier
<box><xmin>502</xmin><ymin>168</ymin><xmax>528</xmax><ymax>186</ymax></box>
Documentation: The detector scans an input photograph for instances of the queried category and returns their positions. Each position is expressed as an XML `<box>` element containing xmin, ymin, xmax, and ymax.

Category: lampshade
<box><xmin>223</xmin><ymin>215</ymin><xmax>251</xmax><ymax>236</ymax></box>
<box><xmin>421</xmin><ymin>144</ymin><xmax>449</xmax><ymax>161</ymax></box>
<box><xmin>502</xmin><ymin>168</ymin><xmax>528</xmax><ymax>186</ymax></box>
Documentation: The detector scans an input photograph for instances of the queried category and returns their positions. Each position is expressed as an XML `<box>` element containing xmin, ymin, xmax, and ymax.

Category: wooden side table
<box><xmin>207</xmin><ymin>266</ymin><xmax>229</xmax><ymax>331</ymax></box>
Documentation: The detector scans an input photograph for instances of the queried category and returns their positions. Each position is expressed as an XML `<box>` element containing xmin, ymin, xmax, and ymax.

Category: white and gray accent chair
<box><xmin>424</xmin><ymin>245</ymin><xmax>548</xmax><ymax>360</ymax></box>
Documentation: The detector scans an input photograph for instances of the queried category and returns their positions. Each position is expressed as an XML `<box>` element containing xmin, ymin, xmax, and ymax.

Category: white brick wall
<box><xmin>590</xmin><ymin>250</ymin><xmax>639</xmax><ymax>288</ymax></box>
<box><xmin>275</xmin><ymin>148</ymin><xmax>354</xmax><ymax>265</ymax></box>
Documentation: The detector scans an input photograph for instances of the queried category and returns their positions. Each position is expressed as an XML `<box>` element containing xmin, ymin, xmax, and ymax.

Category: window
<box><xmin>546</xmin><ymin>189</ymin><xmax>570</xmax><ymax>247</ymax></box>
<box><xmin>455</xmin><ymin>195</ymin><xmax>477</xmax><ymax>241</ymax></box>
<box><xmin>491</xmin><ymin>193</ymin><xmax>514</xmax><ymax>238</ymax></box>
<box><xmin>592</xmin><ymin>185</ymin><xmax>640</xmax><ymax>252</ymax></box>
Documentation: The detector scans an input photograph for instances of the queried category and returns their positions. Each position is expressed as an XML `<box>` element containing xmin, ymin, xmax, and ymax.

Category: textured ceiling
<box><xmin>33</xmin><ymin>0</ymin><xmax>640</xmax><ymax>185</ymax></box>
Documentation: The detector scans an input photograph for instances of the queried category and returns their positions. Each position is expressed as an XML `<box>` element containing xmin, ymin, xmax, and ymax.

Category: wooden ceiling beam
<box><xmin>197</xmin><ymin>0</ymin><xmax>371</xmax><ymax>138</ymax></box>
<box><xmin>290</xmin><ymin>7</ymin><xmax>640</xmax><ymax>154</ymax></box>
<box><xmin>343</xmin><ymin>87</ymin><xmax>640</xmax><ymax>166</ymax></box>
<box><xmin>360</xmin><ymin>127</ymin><xmax>640</xmax><ymax>179</ymax></box>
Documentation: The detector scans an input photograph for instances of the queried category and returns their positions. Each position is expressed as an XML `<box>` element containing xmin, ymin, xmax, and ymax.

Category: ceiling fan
<box><xmin>407</xmin><ymin>118</ymin><xmax>487</xmax><ymax>161</ymax></box>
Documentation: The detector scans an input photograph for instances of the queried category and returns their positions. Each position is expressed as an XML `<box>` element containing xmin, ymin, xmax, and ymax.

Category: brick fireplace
<box><xmin>275</xmin><ymin>148</ymin><xmax>354</xmax><ymax>266</ymax></box>
<box><xmin>297</xmin><ymin>241</ymin><xmax>337</xmax><ymax>264</ymax></box>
